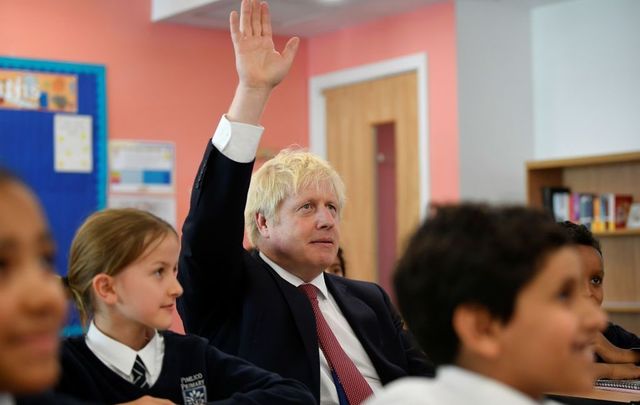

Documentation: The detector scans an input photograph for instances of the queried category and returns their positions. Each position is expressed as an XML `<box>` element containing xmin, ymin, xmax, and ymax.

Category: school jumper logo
<box><xmin>180</xmin><ymin>373</ymin><xmax>207</xmax><ymax>405</ymax></box>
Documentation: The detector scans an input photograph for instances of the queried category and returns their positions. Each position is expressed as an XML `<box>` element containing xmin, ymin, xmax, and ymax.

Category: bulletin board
<box><xmin>0</xmin><ymin>57</ymin><xmax>107</xmax><ymax>286</ymax></box>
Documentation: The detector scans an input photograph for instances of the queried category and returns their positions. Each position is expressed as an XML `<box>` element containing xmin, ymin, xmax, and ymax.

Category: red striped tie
<box><xmin>298</xmin><ymin>283</ymin><xmax>374</xmax><ymax>405</ymax></box>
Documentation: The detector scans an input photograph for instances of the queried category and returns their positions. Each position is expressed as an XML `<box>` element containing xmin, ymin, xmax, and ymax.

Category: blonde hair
<box><xmin>65</xmin><ymin>208</ymin><xmax>176</xmax><ymax>326</ymax></box>
<box><xmin>244</xmin><ymin>148</ymin><xmax>346</xmax><ymax>246</ymax></box>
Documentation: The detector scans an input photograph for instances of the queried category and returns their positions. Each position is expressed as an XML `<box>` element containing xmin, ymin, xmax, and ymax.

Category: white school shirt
<box><xmin>364</xmin><ymin>366</ymin><xmax>562</xmax><ymax>405</ymax></box>
<box><xmin>211</xmin><ymin>115</ymin><xmax>381</xmax><ymax>404</ymax></box>
<box><xmin>85</xmin><ymin>322</ymin><xmax>164</xmax><ymax>386</ymax></box>
<box><xmin>0</xmin><ymin>394</ymin><xmax>13</xmax><ymax>405</ymax></box>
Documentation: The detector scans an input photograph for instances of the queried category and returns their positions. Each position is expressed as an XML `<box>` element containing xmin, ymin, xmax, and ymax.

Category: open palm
<box><xmin>231</xmin><ymin>0</ymin><xmax>299</xmax><ymax>90</ymax></box>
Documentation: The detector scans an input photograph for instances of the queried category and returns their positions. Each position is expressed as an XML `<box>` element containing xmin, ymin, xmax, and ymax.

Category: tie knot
<box><xmin>298</xmin><ymin>283</ymin><xmax>318</xmax><ymax>301</ymax></box>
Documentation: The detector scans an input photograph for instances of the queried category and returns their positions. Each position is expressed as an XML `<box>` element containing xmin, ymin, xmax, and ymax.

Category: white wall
<box><xmin>456</xmin><ymin>0</ymin><xmax>534</xmax><ymax>203</ymax></box>
<box><xmin>533</xmin><ymin>0</ymin><xmax>640</xmax><ymax>159</ymax></box>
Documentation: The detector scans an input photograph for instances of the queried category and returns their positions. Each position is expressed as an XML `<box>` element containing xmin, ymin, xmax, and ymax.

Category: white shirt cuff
<box><xmin>211</xmin><ymin>115</ymin><xmax>264</xmax><ymax>163</ymax></box>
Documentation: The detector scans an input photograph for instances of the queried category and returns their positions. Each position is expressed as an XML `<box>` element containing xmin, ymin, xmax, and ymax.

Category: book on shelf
<box><xmin>540</xmin><ymin>188</ymin><xmax>635</xmax><ymax>231</ymax></box>
<box><xmin>578</xmin><ymin>193</ymin><xmax>594</xmax><ymax>230</ymax></box>
<box><xmin>615</xmin><ymin>195</ymin><xmax>634</xmax><ymax>229</ymax></box>
<box><xmin>541</xmin><ymin>187</ymin><xmax>570</xmax><ymax>222</ymax></box>
<box><xmin>595</xmin><ymin>378</ymin><xmax>640</xmax><ymax>392</ymax></box>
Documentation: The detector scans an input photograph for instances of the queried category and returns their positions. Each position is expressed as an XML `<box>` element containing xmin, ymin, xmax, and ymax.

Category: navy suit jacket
<box><xmin>178</xmin><ymin>142</ymin><xmax>433</xmax><ymax>402</ymax></box>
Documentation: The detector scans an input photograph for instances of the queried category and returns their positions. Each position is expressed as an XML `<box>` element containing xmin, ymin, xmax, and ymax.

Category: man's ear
<box><xmin>452</xmin><ymin>304</ymin><xmax>502</xmax><ymax>359</ymax></box>
<box><xmin>92</xmin><ymin>274</ymin><xmax>117</xmax><ymax>305</ymax></box>
<box><xmin>256</xmin><ymin>212</ymin><xmax>270</xmax><ymax>238</ymax></box>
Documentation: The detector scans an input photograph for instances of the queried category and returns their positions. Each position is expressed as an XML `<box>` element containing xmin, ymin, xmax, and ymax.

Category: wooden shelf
<box><xmin>527</xmin><ymin>151</ymin><xmax>640</xmax><ymax>334</ymax></box>
<box><xmin>593</xmin><ymin>228</ymin><xmax>640</xmax><ymax>237</ymax></box>
<box><xmin>526</xmin><ymin>151</ymin><xmax>640</xmax><ymax>170</ymax></box>
<box><xmin>603</xmin><ymin>302</ymin><xmax>640</xmax><ymax>313</ymax></box>
<box><xmin>526</xmin><ymin>151</ymin><xmax>640</xmax><ymax>210</ymax></box>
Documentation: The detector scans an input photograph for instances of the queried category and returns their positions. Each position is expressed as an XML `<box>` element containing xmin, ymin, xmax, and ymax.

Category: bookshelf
<box><xmin>527</xmin><ymin>151</ymin><xmax>640</xmax><ymax>333</ymax></box>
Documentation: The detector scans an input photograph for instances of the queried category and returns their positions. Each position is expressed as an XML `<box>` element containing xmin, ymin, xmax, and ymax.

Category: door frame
<box><xmin>309</xmin><ymin>53</ymin><xmax>430</xmax><ymax>218</ymax></box>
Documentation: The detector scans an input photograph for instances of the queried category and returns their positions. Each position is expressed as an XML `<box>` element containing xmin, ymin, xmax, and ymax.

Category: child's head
<box><xmin>326</xmin><ymin>247</ymin><xmax>346</xmax><ymax>277</ymax></box>
<box><xmin>558</xmin><ymin>221</ymin><xmax>604</xmax><ymax>306</ymax></box>
<box><xmin>0</xmin><ymin>169</ymin><xmax>66</xmax><ymax>394</ymax></box>
<box><xmin>66</xmin><ymin>208</ymin><xmax>181</xmax><ymax>332</ymax></box>
<box><xmin>394</xmin><ymin>204</ymin><xmax>606</xmax><ymax>398</ymax></box>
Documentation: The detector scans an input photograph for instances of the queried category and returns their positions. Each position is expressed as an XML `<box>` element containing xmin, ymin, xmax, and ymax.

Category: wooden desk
<box><xmin>549</xmin><ymin>388</ymin><xmax>640</xmax><ymax>404</ymax></box>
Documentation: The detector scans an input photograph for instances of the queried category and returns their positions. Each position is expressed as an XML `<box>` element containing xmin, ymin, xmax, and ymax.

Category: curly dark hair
<box><xmin>394</xmin><ymin>203</ymin><xmax>570</xmax><ymax>365</ymax></box>
<box><xmin>557</xmin><ymin>221</ymin><xmax>601</xmax><ymax>255</ymax></box>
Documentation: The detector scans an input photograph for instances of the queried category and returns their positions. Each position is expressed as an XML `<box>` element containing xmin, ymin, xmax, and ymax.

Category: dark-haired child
<box><xmin>0</xmin><ymin>169</ymin><xmax>84</xmax><ymax>405</ymax></box>
<box><xmin>559</xmin><ymin>221</ymin><xmax>640</xmax><ymax>380</ymax></box>
<box><xmin>55</xmin><ymin>208</ymin><xmax>313</xmax><ymax>404</ymax></box>
<box><xmin>367</xmin><ymin>204</ymin><xmax>607</xmax><ymax>404</ymax></box>
<box><xmin>325</xmin><ymin>247</ymin><xmax>346</xmax><ymax>277</ymax></box>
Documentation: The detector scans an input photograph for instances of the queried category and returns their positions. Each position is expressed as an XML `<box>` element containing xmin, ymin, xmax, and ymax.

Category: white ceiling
<box><xmin>151</xmin><ymin>0</ymin><xmax>568</xmax><ymax>38</ymax></box>
<box><xmin>151</xmin><ymin>0</ymin><xmax>443</xmax><ymax>37</ymax></box>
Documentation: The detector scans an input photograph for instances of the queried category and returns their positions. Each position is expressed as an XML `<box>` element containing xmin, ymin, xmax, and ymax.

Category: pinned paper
<box><xmin>108</xmin><ymin>194</ymin><xmax>176</xmax><ymax>227</ymax></box>
<box><xmin>54</xmin><ymin>114</ymin><xmax>93</xmax><ymax>173</ymax></box>
<box><xmin>109</xmin><ymin>141</ymin><xmax>175</xmax><ymax>193</ymax></box>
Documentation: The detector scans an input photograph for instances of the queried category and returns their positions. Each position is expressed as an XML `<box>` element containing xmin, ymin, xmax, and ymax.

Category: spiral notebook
<box><xmin>595</xmin><ymin>378</ymin><xmax>640</xmax><ymax>393</ymax></box>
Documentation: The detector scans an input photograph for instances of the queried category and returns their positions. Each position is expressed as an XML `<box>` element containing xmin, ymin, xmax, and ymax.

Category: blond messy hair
<box><xmin>244</xmin><ymin>148</ymin><xmax>346</xmax><ymax>247</ymax></box>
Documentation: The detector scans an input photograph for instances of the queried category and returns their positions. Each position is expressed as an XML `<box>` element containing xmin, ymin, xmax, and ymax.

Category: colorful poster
<box><xmin>109</xmin><ymin>140</ymin><xmax>175</xmax><ymax>194</ymax></box>
<box><xmin>54</xmin><ymin>114</ymin><xmax>93</xmax><ymax>173</ymax></box>
<box><xmin>108</xmin><ymin>194</ymin><xmax>177</xmax><ymax>227</ymax></box>
<box><xmin>0</xmin><ymin>69</ymin><xmax>78</xmax><ymax>112</ymax></box>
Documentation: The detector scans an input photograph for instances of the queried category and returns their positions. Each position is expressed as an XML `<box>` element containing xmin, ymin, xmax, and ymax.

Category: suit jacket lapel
<box><xmin>324</xmin><ymin>275</ymin><xmax>383</xmax><ymax>361</ymax></box>
<box><xmin>255</xmin><ymin>256</ymin><xmax>320</xmax><ymax>390</ymax></box>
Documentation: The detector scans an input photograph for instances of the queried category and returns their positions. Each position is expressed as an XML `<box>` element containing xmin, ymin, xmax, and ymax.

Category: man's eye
<box><xmin>591</xmin><ymin>276</ymin><xmax>603</xmax><ymax>286</ymax></box>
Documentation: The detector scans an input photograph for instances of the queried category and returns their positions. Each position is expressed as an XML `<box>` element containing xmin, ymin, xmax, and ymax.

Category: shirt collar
<box><xmin>0</xmin><ymin>394</ymin><xmax>14</xmax><ymax>405</ymax></box>
<box><xmin>259</xmin><ymin>251</ymin><xmax>330</xmax><ymax>300</ymax></box>
<box><xmin>438</xmin><ymin>365</ymin><xmax>550</xmax><ymax>404</ymax></box>
<box><xmin>86</xmin><ymin>321</ymin><xmax>162</xmax><ymax>377</ymax></box>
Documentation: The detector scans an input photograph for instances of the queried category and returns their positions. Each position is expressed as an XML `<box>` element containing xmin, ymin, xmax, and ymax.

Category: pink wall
<box><xmin>0</xmin><ymin>0</ymin><xmax>309</xmax><ymax>231</ymax></box>
<box><xmin>0</xmin><ymin>0</ymin><xmax>308</xmax><ymax>332</ymax></box>
<box><xmin>1</xmin><ymin>1</ymin><xmax>459</xmax><ymax>331</ymax></box>
<box><xmin>308</xmin><ymin>1</ymin><xmax>459</xmax><ymax>202</ymax></box>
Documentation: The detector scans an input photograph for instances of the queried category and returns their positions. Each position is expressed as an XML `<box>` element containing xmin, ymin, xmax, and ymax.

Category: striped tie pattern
<box><xmin>298</xmin><ymin>283</ymin><xmax>373</xmax><ymax>405</ymax></box>
<box><xmin>132</xmin><ymin>355</ymin><xmax>149</xmax><ymax>389</ymax></box>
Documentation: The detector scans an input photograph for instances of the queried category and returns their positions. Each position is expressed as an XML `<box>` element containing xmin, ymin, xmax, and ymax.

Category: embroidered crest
<box><xmin>181</xmin><ymin>373</ymin><xmax>207</xmax><ymax>405</ymax></box>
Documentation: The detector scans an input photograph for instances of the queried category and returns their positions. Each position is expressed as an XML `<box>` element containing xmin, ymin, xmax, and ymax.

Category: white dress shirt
<box><xmin>261</xmin><ymin>253</ymin><xmax>382</xmax><ymax>404</ymax></box>
<box><xmin>85</xmin><ymin>322</ymin><xmax>164</xmax><ymax>386</ymax></box>
<box><xmin>0</xmin><ymin>394</ymin><xmax>14</xmax><ymax>405</ymax></box>
<box><xmin>211</xmin><ymin>115</ymin><xmax>381</xmax><ymax>404</ymax></box>
<box><xmin>364</xmin><ymin>366</ymin><xmax>562</xmax><ymax>405</ymax></box>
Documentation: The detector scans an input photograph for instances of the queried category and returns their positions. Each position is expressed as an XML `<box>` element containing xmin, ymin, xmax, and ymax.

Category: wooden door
<box><xmin>324</xmin><ymin>72</ymin><xmax>420</xmax><ymax>285</ymax></box>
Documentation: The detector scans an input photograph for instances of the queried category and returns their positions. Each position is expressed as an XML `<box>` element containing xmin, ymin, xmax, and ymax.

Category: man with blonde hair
<box><xmin>178</xmin><ymin>1</ymin><xmax>432</xmax><ymax>404</ymax></box>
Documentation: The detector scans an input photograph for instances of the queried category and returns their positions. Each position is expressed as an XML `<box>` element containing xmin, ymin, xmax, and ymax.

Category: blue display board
<box><xmin>0</xmin><ymin>57</ymin><xmax>107</xmax><ymax>333</ymax></box>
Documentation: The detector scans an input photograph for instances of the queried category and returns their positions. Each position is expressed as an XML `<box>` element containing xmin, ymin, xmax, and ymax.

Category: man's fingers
<box><xmin>230</xmin><ymin>10</ymin><xmax>240</xmax><ymax>40</ymax></box>
<box><xmin>282</xmin><ymin>37</ymin><xmax>300</xmax><ymax>64</ymax></box>
<box><xmin>251</xmin><ymin>0</ymin><xmax>262</xmax><ymax>37</ymax></box>
<box><xmin>240</xmin><ymin>0</ymin><xmax>252</xmax><ymax>36</ymax></box>
<box><xmin>261</xmin><ymin>1</ymin><xmax>272</xmax><ymax>37</ymax></box>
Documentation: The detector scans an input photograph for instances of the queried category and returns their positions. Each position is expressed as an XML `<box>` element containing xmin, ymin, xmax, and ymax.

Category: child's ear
<box><xmin>92</xmin><ymin>274</ymin><xmax>117</xmax><ymax>305</ymax></box>
<box><xmin>452</xmin><ymin>304</ymin><xmax>502</xmax><ymax>359</ymax></box>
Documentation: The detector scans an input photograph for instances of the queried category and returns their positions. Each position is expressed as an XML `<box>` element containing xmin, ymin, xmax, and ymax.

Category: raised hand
<box><xmin>227</xmin><ymin>0</ymin><xmax>299</xmax><ymax>124</ymax></box>
<box><xmin>230</xmin><ymin>0</ymin><xmax>299</xmax><ymax>90</ymax></box>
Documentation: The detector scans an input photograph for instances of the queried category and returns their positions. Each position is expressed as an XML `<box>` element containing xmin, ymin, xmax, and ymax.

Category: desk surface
<box><xmin>552</xmin><ymin>387</ymin><xmax>640</xmax><ymax>403</ymax></box>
